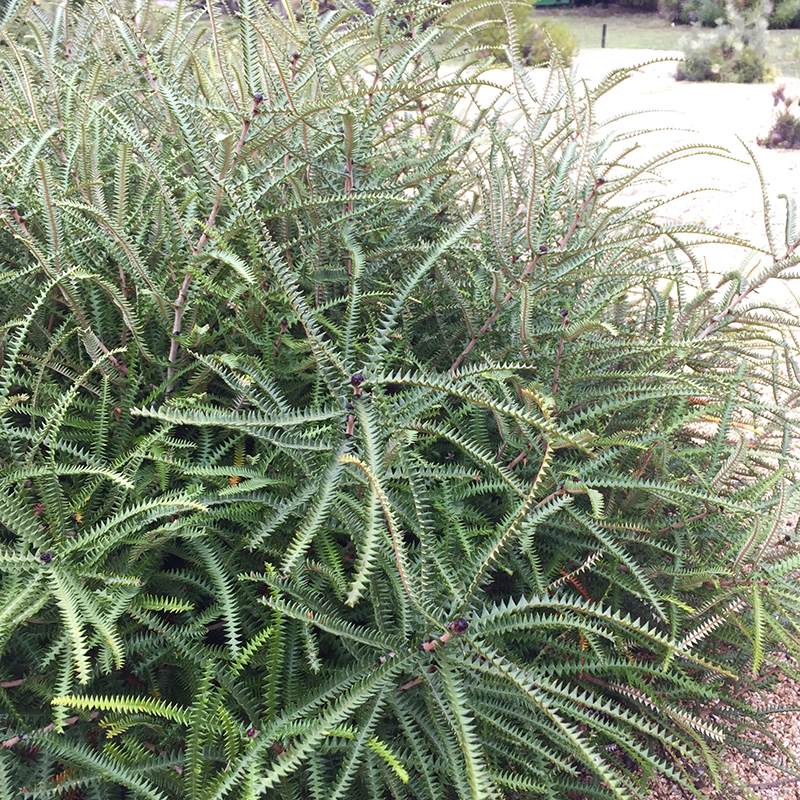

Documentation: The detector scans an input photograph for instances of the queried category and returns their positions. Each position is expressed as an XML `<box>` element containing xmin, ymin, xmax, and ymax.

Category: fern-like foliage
<box><xmin>1</xmin><ymin>0</ymin><xmax>800</xmax><ymax>798</ymax></box>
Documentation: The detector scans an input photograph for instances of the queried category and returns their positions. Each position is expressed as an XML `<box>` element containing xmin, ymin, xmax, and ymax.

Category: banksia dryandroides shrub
<box><xmin>0</xmin><ymin>0</ymin><xmax>799</xmax><ymax>798</ymax></box>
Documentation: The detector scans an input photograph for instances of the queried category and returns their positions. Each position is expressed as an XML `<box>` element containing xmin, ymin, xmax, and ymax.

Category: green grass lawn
<box><xmin>534</xmin><ymin>8</ymin><xmax>800</xmax><ymax>76</ymax></box>
<box><xmin>535</xmin><ymin>8</ymin><xmax>686</xmax><ymax>49</ymax></box>
<box><xmin>770</xmin><ymin>28</ymin><xmax>800</xmax><ymax>76</ymax></box>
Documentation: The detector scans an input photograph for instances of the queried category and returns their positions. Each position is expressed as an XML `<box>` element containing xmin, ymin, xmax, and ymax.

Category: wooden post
<box><xmin>601</xmin><ymin>23</ymin><xmax>607</xmax><ymax>48</ymax></box>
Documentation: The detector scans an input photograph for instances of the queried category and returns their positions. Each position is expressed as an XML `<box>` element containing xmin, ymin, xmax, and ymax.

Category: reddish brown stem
<box><xmin>64</xmin><ymin>6</ymin><xmax>71</xmax><ymax>60</ymax></box>
<box><xmin>450</xmin><ymin>299</ymin><xmax>510</xmax><ymax>372</ymax></box>
<box><xmin>273</xmin><ymin>318</ymin><xmax>288</xmax><ymax>357</ymax></box>
<box><xmin>234</xmin><ymin>115</ymin><xmax>255</xmax><ymax>159</ymax></box>
<box><xmin>697</xmin><ymin>284</ymin><xmax>756</xmax><ymax>339</ymax></box>
<box><xmin>632</xmin><ymin>448</ymin><xmax>654</xmax><ymax>480</ymax></box>
<box><xmin>138</xmin><ymin>54</ymin><xmax>160</xmax><ymax>98</ymax></box>
<box><xmin>534</xmin><ymin>487</ymin><xmax>566</xmax><ymax>511</ymax></box>
<box><xmin>343</xmin><ymin>154</ymin><xmax>354</xmax><ymax>276</ymax></box>
<box><xmin>551</xmin><ymin>312</ymin><xmax>569</xmax><ymax>396</ymax></box>
<box><xmin>368</xmin><ymin>50</ymin><xmax>382</xmax><ymax>108</ymax></box>
<box><xmin>654</xmin><ymin>509</ymin><xmax>712</xmax><ymax>537</ymax></box>
<box><xmin>508</xmin><ymin>450</ymin><xmax>526</xmax><ymax>470</ymax></box>
<box><xmin>2</xmin><ymin>711</ymin><xmax>99</xmax><ymax>748</ymax></box>
<box><xmin>421</xmin><ymin>631</ymin><xmax>453</xmax><ymax>653</ymax></box>
<box><xmin>560</xmin><ymin>566</ymin><xmax>596</xmax><ymax>603</ymax></box>
<box><xmin>9</xmin><ymin>206</ymin><xmax>30</xmax><ymax>238</ymax></box>
<box><xmin>166</xmin><ymin>272</ymin><xmax>193</xmax><ymax>389</ymax></box>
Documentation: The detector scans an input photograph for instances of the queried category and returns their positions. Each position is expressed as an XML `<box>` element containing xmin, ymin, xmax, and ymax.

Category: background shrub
<box><xmin>671</xmin><ymin>0</ymin><xmax>729</xmax><ymax>26</ymax></box>
<box><xmin>770</xmin><ymin>0</ymin><xmax>800</xmax><ymax>27</ymax></box>
<box><xmin>664</xmin><ymin>0</ymin><xmax>800</xmax><ymax>27</ymax></box>
<box><xmin>1</xmin><ymin>0</ymin><xmax>800</xmax><ymax>798</ymax></box>
<box><xmin>689</xmin><ymin>0</ymin><xmax>728</xmax><ymax>24</ymax></box>
<box><xmin>678</xmin><ymin>0</ymin><xmax>774</xmax><ymax>80</ymax></box>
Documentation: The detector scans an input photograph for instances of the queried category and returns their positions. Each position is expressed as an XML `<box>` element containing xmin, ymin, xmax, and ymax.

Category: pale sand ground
<box><xmin>576</xmin><ymin>50</ymin><xmax>799</xmax><ymax>272</ymax></box>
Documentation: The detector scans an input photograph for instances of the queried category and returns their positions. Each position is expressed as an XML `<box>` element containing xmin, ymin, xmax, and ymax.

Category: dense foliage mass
<box><xmin>1</xmin><ymin>0</ymin><xmax>800</xmax><ymax>798</ymax></box>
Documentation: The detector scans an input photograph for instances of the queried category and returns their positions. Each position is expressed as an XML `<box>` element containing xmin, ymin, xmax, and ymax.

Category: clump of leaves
<box><xmin>0</xmin><ymin>0</ymin><xmax>799</xmax><ymax>798</ymax></box>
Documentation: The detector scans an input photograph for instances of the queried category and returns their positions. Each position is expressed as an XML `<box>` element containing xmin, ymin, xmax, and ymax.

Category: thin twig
<box><xmin>551</xmin><ymin>310</ymin><xmax>569</xmax><ymax>396</ymax></box>
<box><xmin>508</xmin><ymin>450</ymin><xmax>526</xmax><ymax>470</ymax></box>
<box><xmin>420</xmin><ymin>631</ymin><xmax>452</xmax><ymax>653</ymax></box>
<box><xmin>1</xmin><ymin>711</ymin><xmax>99</xmax><ymax>749</ymax></box>
<box><xmin>9</xmin><ymin>206</ymin><xmax>30</xmax><ymax>238</ymax></box>
<box><xmin>654</xmin><ymin>509</ymin><xmax>712</xmax><ymax>537</ymax></box>
<box><xmin>747</xmin><ymin>777</ymin><xmax>800</xmax><ymax>789</ymax></box>
<box><xmin>138</xmin><ymin>54</ymin><xmax>160</xmax><ymax>99</ymax></box>
<box><xmin>534</xmin><ymin>487</ymin><xmax>565</xmax><ymax>510</ymax></box>
<box><xmin>697</xmin><ymin>284</ymin><xmax>756</xmax><ymax>339</ymax></box>
<box><xmin>273</xmin><ymin>318</ymin><xmax>288</xmax><ymax>357</ymax></box>
<box><xmin>367</xmin><ymin>49</ymin><xmax>382</xmax><ymax>108</ymax></box>
<box><xmin>344</xmin><ymin>153</ymin><xmax>354</xmax><ymax>277</ymax></box>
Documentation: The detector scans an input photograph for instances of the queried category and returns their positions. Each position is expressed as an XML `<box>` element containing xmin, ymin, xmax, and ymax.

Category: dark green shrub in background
<box><xmin>687</xmin><ymin>0</ymin><xmax>728</xmax><ymax>24</ymax></box>
<box><xmin>692</xmin><ymin>0</ymin><xmax>729</xmax><ymax>24</ymax></box>
<box><xmin>770</xmin><ymin>0</ymin><xmax>800</xmax><ymax>26</ymax></box>
<box><xmin>1</xmin><ymin>0</ymin><xmax>800</xmax><ymax>798</ymax></box>
<box><xmin>662</xmin><ymin>0</ymin><xmax>729</xmax><ymax>26</ymax></box>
